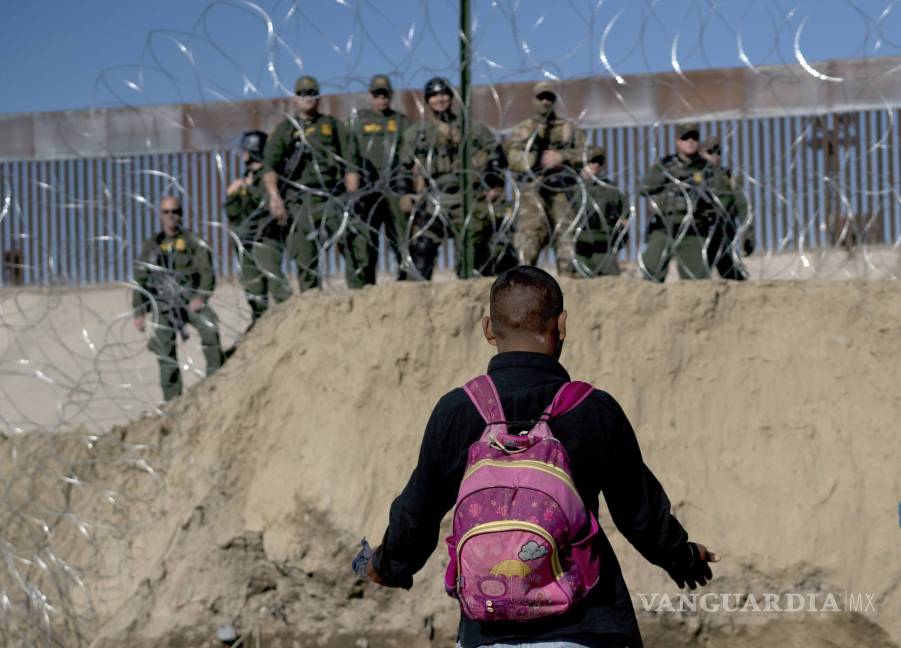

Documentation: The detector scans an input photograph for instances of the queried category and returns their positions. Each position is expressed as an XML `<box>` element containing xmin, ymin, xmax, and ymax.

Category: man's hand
<box><xmin>269</xmin><ymin>192</ymin><xmax>287</xmax><ymax>224</ymax></box>
<box><xmin>188</xmin><ymin>297</ymin><xmax>205</xmax><ymax>313</ymax></box>
<box><xmin>666</xmin><ymin>542</ymin><xmax>720</xmax><ymax>590</ymax></box>
<box><xmin>486</xmin><ymin>186</ymin><xmax>504</xmax><ymax>201</ymax></box>
<box><xmin>541</xmin><ymin>150</ymin><xmax>564</xmax><ymax>170</ymax></box>
<box><xmin>133</xmin><ymin>314</ymin><xmax>145</xmax><ymax>332</ymax></box>
<box><xmin>366</xmin><ymin>557</ymin><xmax>388</xmax><ymax>586</ymax></box>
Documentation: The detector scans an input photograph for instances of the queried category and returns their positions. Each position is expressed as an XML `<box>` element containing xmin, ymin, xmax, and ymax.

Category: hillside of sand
<box><xmin>1</xmin><ymin>278</ymin><xmax>899</xmax><ymax>647</ymax></box>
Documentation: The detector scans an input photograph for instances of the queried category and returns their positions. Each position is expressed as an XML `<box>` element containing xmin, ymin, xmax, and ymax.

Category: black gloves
<box><xmin>665</xmin><ymin>542</ymin><xmax>714</xmax><ymax>590</ymax></box>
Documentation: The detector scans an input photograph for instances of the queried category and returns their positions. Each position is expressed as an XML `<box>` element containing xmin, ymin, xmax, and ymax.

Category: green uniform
<box><xmin>702</xmin><ymin>166</ymin><xmax>752</xmax><ymax>280</ymax></box>
<box><xmin>506</xmin><ymin>110</ymin><xmax>587</xmax><ymax>276</ymax></box>
<box><xmin>345</xmin><ymin>107</ymin><xmax>412</xmax><ymax>283</ymax></box>
<box><xmin>132</xmin><ymin>229</ymin><xmax>224</xmax><ymax>401</ymax></box>
<box><xmin>262</xmin><ymin>112</ymin><xmax>359</xmax><ymax>290</ymax></box>
<box><xmin>400</xmin><ymin>111</ymin><xmax>511</xmax><ymax>280</ymax></box>
<box><xmin>639</xmin><ymin>153</ymin><xmax>714</xmax><ymax>281</ymax></box>
<box><xmin>225</xmin><ymin>166</ymin><xmax>292</xmax><ymax>321</ymax></box>
<box><xmin>572</xmin><ymin>176</ymin><xmax>628</xmax><ymax>276</ymax></box>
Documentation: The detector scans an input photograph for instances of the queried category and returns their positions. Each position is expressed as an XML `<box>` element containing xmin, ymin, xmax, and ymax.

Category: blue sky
<box><xmin>2</xmin><ymin>0</ymin><xmax>900</xmax><ymax>114</ymax></box>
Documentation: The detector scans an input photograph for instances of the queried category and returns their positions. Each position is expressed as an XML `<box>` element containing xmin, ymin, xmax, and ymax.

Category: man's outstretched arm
<box><xmin>367</xmin><ymin>395</ymin><xmax>464</xmax><ymax>588</ymax></box>
<box><xmin>597</xmin><ymin>394</ymin><xmax>719</xmax><ymax>589</ymax></box>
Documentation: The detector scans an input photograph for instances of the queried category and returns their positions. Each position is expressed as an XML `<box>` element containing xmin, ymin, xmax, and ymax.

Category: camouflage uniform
<box><xmin>506</xmin><ymin>81</ymin><xmax>587</xmax><ymax>276</ymax></box>
<box><xmin>699</xmin><ymin>137</ymin><xmax>753</xmax><ymax>281</ymax></box>
<box><xmin>262</xmin><ymin>76</ymin><xmax>360</xmax><ymax>290</ymax></box>
<box><xmin>225</xmin><ymin>162</ymin><xmax>292</xmax><ymax>323</ymax></box>
<box><xmin>639</xmin><ymin>124</ymin><xmax>714</xmax><ymax>281</ymax></box>
<box><xmin>345</xmin><ymin>75</ymin><xmax>413</xmax><ymax>283</ymax></box>
<box><xmin>132</xmin><ymin>228</ymin><xmax>224</xmax><ymax>401</ymax></box>
<box><xmin>400</xmin><ymin>79</ymin><xmax>512</xmax><ymax>280</ymax></box>
<box><xmin>572</xmin><ymin>148</ymin><xmax>629</xmax><ymax>277</ymax></box>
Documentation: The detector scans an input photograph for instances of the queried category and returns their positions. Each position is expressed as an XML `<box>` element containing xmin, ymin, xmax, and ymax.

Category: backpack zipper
<box><xmin>457</xmin><ymin>519</ymin><xmax>564</xmax><ymax>582</ymax></box>
<box><xmin>462</xmin><ymin>458</ymin><xmax>580</xmax><ymax>499</ymax></box>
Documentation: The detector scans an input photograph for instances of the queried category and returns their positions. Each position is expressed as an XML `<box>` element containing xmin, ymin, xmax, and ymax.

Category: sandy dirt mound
<box><xmin>2</xmin><ymin>278</ymin><xmax>899</xmax><ymax>647</ymax></box>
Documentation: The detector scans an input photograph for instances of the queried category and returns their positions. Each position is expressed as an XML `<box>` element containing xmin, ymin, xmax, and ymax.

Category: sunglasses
<box><xmin>371</xmin><ymin>89</ymin><xmax>390</xmax><ymax>98</ymax></box>
<box><xmin>680</xmin><ymin>133</ymin><xmax>700</xmax><ymax>141</ymax></box>
<box><xmin>296</xmin><ymin>91</ymin><xmax>319</xmax><ymax>98</ymax></box>
<box><xmin>536</xmin><ymin>92</ymin><xmax>556</xmax><ymax>102</ymax></box>
<box><xmin>161</xmin><ymin>208</ymin><xmax>182</xmax><ymax>215</ymax></box>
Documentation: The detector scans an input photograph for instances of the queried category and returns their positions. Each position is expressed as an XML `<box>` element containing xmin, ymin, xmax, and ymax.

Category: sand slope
<box><xmin>2</xmin><ymin>278</ymin><xmax>899</xmax><ymax>647</ymax></box>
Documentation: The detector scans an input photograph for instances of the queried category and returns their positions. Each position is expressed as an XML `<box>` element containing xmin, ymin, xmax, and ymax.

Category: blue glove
<box><xmin>352</xmin><ymin>538</ymin><xmax>373</xmax><ymax>579</ymax></box>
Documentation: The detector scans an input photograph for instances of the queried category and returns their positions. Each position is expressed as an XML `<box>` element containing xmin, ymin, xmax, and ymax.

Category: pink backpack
<box><xmin>444</xmin><ymin>375</ymin><xmax>602</xmax><ymax>622</ymax></box>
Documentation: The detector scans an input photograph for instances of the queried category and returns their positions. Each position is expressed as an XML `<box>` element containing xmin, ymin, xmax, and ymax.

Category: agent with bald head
<box><xmin>506</xmin><ymin>82</ymin><xmax>588</xmax><ymax>276</ymax></box>
<box><xmin>132</xmin><ymin>196</ymin><xmax>224</xmax><ymax>401</ymax></box>
<box><xmin>367</xmin><ymin>266</ymin><xmax>718</xmax><ymax>648</ymax></box>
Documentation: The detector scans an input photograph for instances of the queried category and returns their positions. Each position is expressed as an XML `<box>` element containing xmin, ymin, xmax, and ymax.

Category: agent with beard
<box><xmin>505</xmin><ymin>82</ymin><xmax>588</xmax><ymax>276</ymax></box>
<box><xmin>364</xmin><ymin>265</ymin><xmax>719</xmax><ymax>648</ymax></box>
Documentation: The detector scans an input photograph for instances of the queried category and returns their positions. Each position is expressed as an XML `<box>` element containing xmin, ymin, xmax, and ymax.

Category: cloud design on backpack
<box><xmin>518</xmin><ymin>540</ymin><xmax>548</xmax><ymax>562</ymax></box>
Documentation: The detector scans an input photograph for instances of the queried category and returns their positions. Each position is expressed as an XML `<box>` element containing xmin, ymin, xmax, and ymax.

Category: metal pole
<box><xmin>459</xmin><ymin>0</ymin><xmax>473</xmax><ymax>278</ymax></box>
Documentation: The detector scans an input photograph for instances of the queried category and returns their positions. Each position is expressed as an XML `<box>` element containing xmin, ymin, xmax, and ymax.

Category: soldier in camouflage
<box><xmin>226</xmin><ymin>130</ymin><xmax>292</xmax><ymax>326</ymax></box>
<box><xmin>132</xmin><ymin>196</ymin><xmax>224</xmax><ymax>401</ymax></box>
<box><xmin>639</xmin><ymin>122</ymin><xmax>713</xmax><ymax>281</ymax></box>
<box><xmin>345</xmin><ymin>74</ymin><xmax>413</xmax><ymax>283</ymax></box>
<box><xmin>572</xmin><ymin>147</ymin><xmax>629</xmax><ymax>276</ymax></box>
<box><xmin>399</xmin><ymin>77</ymin><xmax>512</xmax><ymax>280</ymax></box>
<box><xmin>699</xmin><ymin>136</ymin><xmax>753</xmax><ymax>281</ymax></box>
<box><xmin>505</xmin><ymin>81</ymin><xmax>587</xmax><ymax>276</ymax></box>
<box><xmin>262</xmin><ymin>75</ymin><xmax>361</xmax><ymax>290</ymax></box>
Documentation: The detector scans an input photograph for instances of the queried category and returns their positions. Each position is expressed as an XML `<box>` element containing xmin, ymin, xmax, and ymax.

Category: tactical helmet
<box><xmin>424</xmin><ymin>77</ymin><xmax>453</xmax><ymax>99</ymax></box>
<box><xmin>240</xmin><ymin>131</ymin><xmax>268</xmax><ymax>161</ymax></box>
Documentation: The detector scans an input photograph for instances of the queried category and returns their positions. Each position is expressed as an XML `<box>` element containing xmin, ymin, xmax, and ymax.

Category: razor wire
<box><xmin>1</xmin><ymin>1</ymin><xmax>901</xmax><ymax>645</ymax></box>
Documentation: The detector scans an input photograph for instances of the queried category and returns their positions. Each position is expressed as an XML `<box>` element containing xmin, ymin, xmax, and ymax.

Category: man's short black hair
<box><xmin>489</xmin><ymin>266</ymin><xmax>564</xmax><ymax>338</ymax></box>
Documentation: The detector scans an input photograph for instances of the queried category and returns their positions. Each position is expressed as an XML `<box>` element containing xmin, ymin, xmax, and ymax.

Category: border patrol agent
<box><xmin>639</xmin><ymin>122</ymin><xmax>713</xmax><ymax>281</ymax></box>
<box><xmin>573</xmin><ymin>147</ymin><xmax>629</xmax><ymax>277</ymax></box>
<box><xmin>226</xmin><ymin>130</ymin><xmax>292</xmax><ymax>325</ymax></box>
<box><xmin>699</xmin><ymin>136</ymin><xmax>753</xmax><ymax>281</ymax></box>
<box><xmin>399</xmin><ymin>77</ymin><xmax>511</xmax><ymax>280</ymax></box>
<box><xmin>132</xmin><ymin>196</ymin><xmax>224</xmax><ymax>401</ymax></box>
<box><xmin>345</xmin><ymin>74</ymin><xmax>413</xmax><ymax>283</ymax></box>
<box><xmin>262</xmin><ymin>75</ymin><xmax>361</xmax><ymax>290</ymax></box>
<box><xmin>505</xmin><ymin>81</ymin><xmax>587</xmax><ymax>276</ymax></box>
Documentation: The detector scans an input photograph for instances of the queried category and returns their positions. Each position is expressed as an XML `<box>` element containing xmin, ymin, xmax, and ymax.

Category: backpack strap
<box><xmin>462</xmin><ymin>375</ymin><xmax>506</xmax><ymax>425</ymax></box>
<box><xmin>544</xmin><ymin>381</ymin><xmax>594</xmax><ymax>419</ymax></box>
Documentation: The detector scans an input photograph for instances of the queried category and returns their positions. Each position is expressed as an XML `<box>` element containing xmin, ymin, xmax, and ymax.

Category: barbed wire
<box><xmin>1</xmin><ymin>1</ymin><xmax>901</xmax><ymax>645</ymax></box>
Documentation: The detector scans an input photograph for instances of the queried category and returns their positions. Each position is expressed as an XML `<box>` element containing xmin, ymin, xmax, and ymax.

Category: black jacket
<box><xmin>372</xmin><ymin>351</ymin><xmax>690</xmax><ymax>647</ymax></box>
